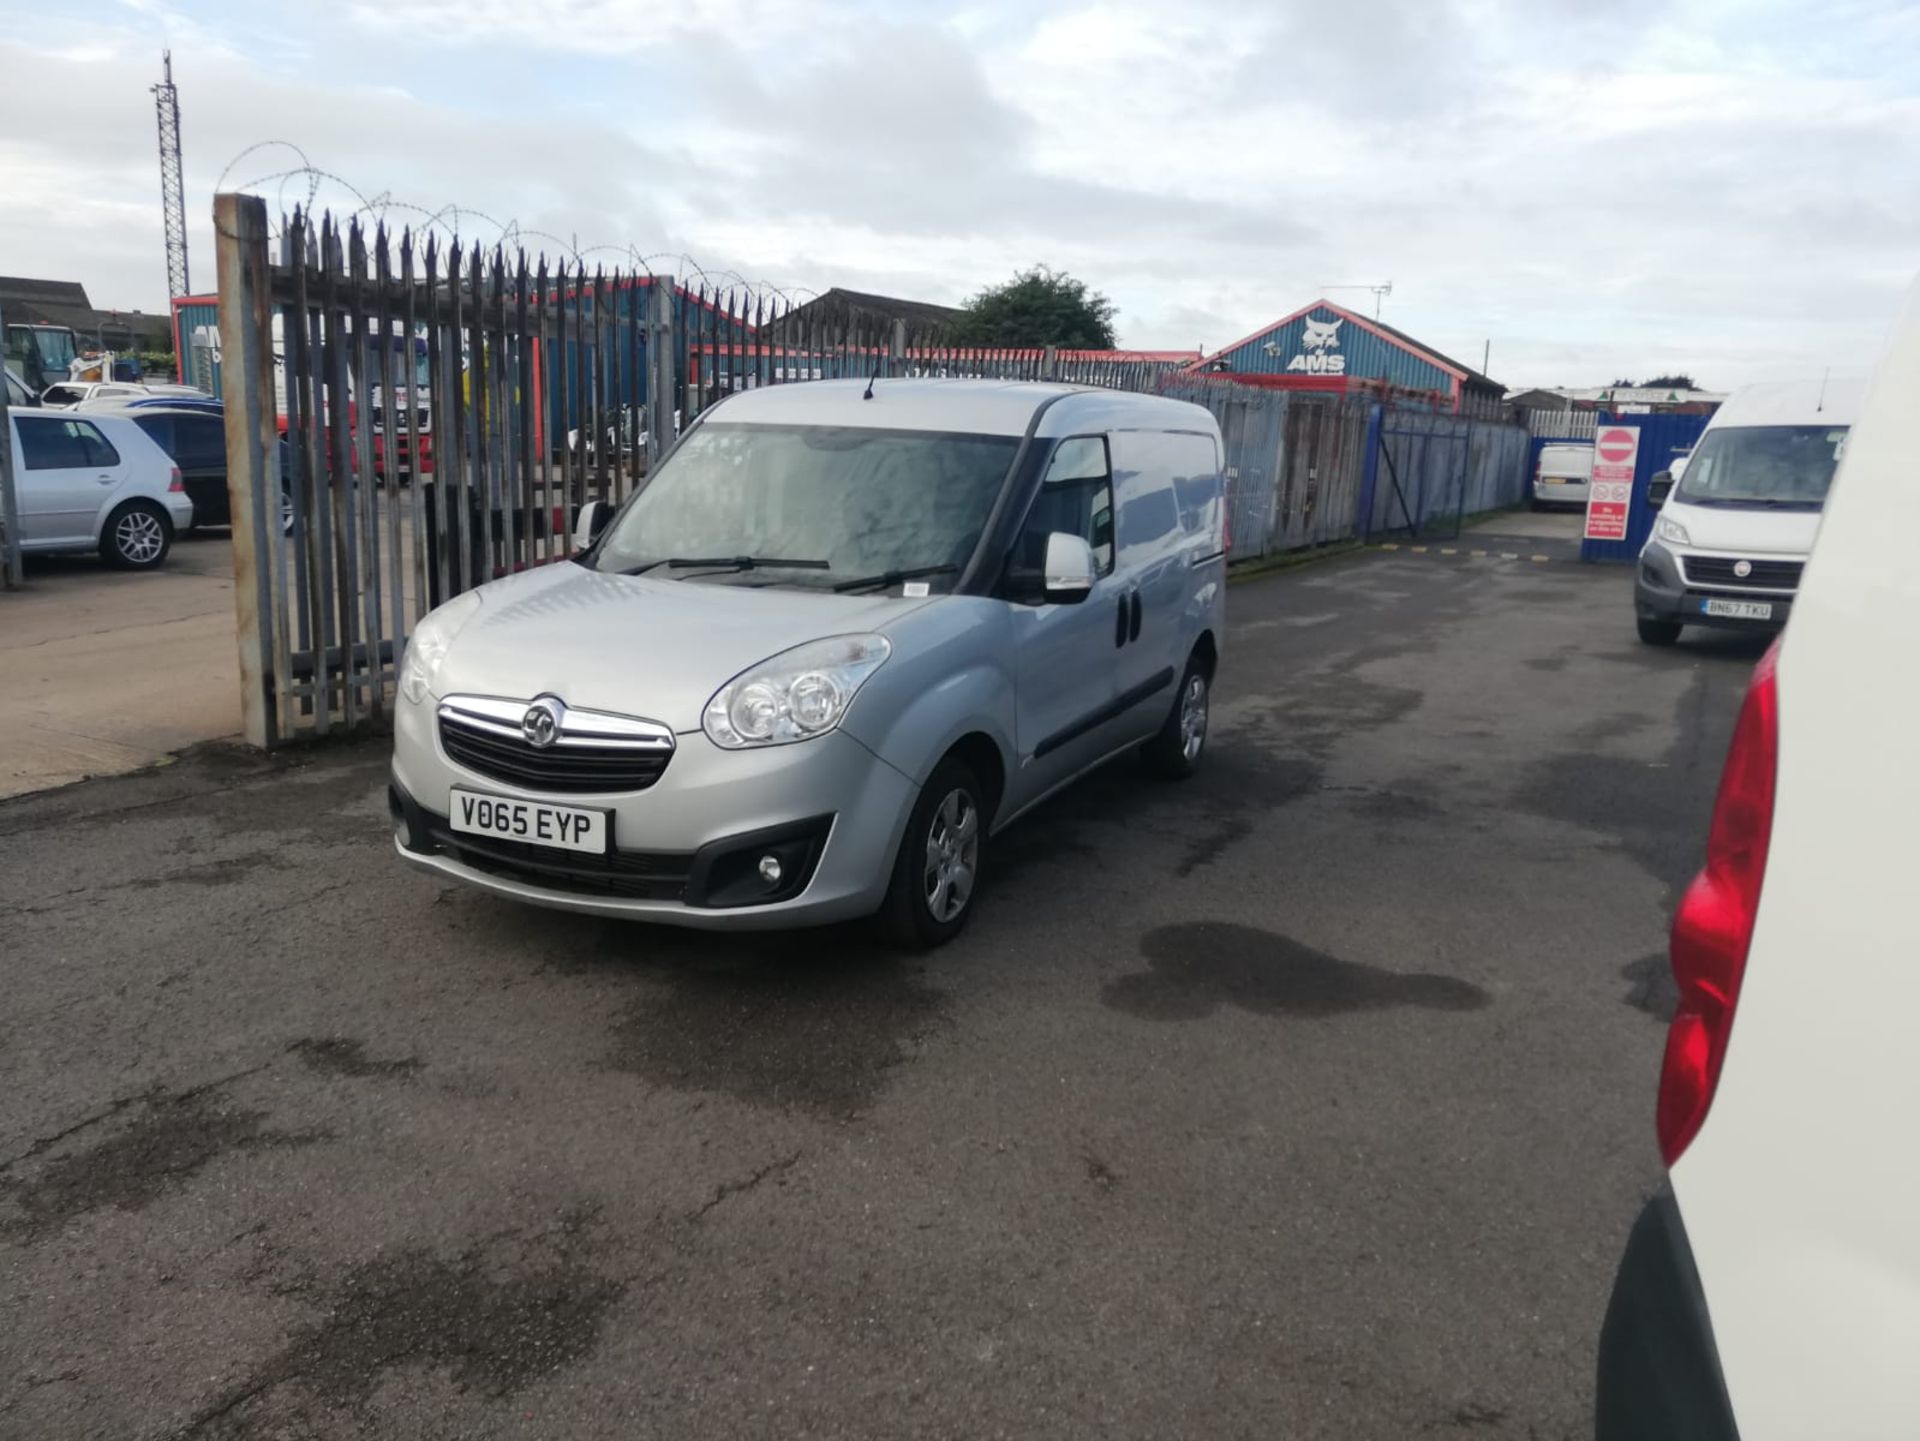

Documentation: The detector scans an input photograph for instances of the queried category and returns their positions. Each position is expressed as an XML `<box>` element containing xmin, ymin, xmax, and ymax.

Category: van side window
<box><xmin>1020</xmin><ymin>435</ymin><xmax>1114</xmax><ymax>576</ymax></box>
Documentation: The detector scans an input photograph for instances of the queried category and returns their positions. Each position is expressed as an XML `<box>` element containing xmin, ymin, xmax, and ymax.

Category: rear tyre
<box><xmin>1637</xmin><ymin>617</ymin><xmax>1683</xmax><ymax>646</ymax></box>
<box><xmin>1143</xmin><ymin>657</ymin><xmax>1211</xmax><ymax>780</ymax></box>
<box><xmin>102</xmin><ymin>500</ymin><xmax>173</xmax><ymax>570</ymax></box>
<box><xmin>878</xmin><ymin>755</ymin><xmax>986</xmax><ymax>951</ymax></box>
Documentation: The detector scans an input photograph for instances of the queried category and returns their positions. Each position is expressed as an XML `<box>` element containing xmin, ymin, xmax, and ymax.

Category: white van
<box><xmin>1531</xmin><ymin>441</ymin><xmax>1592</xmax><ymax>507</ymax></box>
<box><xmin>1595</xmin><ymin>290</ymin><xmax>1920</xmax><ymax>1439</ymax></box>
<box><xmin>1633</xmin><ymin>379</ymin><xmax>1865</xmax><ymax>645</ymax></box>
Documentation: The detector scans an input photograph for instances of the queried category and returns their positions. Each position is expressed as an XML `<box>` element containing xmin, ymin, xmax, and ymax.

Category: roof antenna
<box><xmin>1816</xmin><ymin>366</ymin><xmax>1830</xmax><ymax>413</ymax></box>
<box><xmin>863</xmin><ymin>365</ymin><xmax>879</xmax><ymax>401</ymax></box>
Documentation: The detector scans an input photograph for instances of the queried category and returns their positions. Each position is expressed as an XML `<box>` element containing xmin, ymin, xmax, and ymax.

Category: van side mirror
<box><xmin>572</xmin><ymin>499</ymin><xmax>613</xmax><ymax>552</ymax></box>
<box><xmin>1042</xmin><ymin>532</ymin><xmax>1097</xmax><ymax>604</ymax></box>
<box><xmin>1647</xmin><ymin>472</ymin><xmax>1673</xmax><ymax>509</ymax></box>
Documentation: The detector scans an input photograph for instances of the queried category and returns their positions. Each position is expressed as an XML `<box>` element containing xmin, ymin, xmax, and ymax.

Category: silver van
<box><xmin>389</xmin><ymin>379</ymin><xmax>1227</xmax><ymax>947</ymax></box>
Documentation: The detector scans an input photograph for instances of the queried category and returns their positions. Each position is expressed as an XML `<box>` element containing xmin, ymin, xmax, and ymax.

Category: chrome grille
<box><xmin>437</xmin><ymin>695</ymin><xmax>674</xmax><ymax>794</ymax></box>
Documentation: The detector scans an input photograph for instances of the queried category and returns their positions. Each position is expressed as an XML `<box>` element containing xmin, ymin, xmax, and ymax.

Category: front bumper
<box><xmin>390</xmin><ymin>694</ymin><xmax>917</xmax><ymax>928</ymax></box>
<box><xmin>1596</xmin><ymin>1184</ymin><xmax>1739</xmax><ymax>1441</ymax></box>
<box><xmin>1635</xmin><ymin>541</ymin><xmax>1793</xmax><ymax>631</ymax></box>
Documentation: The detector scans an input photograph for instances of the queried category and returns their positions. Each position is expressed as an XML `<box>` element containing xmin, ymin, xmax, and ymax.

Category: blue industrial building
<box><xmin>1186</xmin><ymin>299</ymin><xmax>1508</xmax><ymax>418</ymax></box>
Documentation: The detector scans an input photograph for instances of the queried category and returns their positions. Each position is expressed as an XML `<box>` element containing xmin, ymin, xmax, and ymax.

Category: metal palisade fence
<box><xmin>211</xmin><ymin>194</ymin><xmax>1532</xmax><ymax>745</ymax></box>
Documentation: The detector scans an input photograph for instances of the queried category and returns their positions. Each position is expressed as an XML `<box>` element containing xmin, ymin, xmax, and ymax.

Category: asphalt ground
<box><xmin>0</xmin><ymin>525</ymin><xmax>1767</xmax><ymax>1439</ymax></box>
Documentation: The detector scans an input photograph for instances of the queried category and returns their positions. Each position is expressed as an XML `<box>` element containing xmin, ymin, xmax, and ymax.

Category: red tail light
<box><xmin>168</xmin><ymin>466</ymin><xmax>185</xmax><ymax>493</ymax></box>
<box><xmin>1656</xmin><ymin>638</ymin><xmax>1781</xmax><ymax>1165</ymax></box>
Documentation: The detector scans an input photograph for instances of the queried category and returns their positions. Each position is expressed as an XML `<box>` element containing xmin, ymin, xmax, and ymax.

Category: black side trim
<box><xmin>1596</xmin><ymin>1184</ymin><xmax>1740</xmax><ymax>1441</ymax></box>
<box><xmin>1032</xmin><ymin>667</ymin><xmax>1175</xmax><ymax>759</ymax></box>
<box><xmin>1190</xmin><ymin>547</ymin><xmax>1227</xmax><ymax>567</ymax></box>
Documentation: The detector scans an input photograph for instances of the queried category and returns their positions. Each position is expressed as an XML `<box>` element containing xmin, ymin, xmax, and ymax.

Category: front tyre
<box><xmin>1143</xmin><ymin>659</ymin><xmax>1210</xmax><ymax>780</ymax></box>
<box><xmin>879</xmin><ymin>756</ymin><xmax>986</xmax><ymax>951</ymax></box>
<box><xmin>102</xmin><ymin>500</ymin><xmax>173</xmax><ymax>569</ymax></box>
<box><xmin>1637</xmin><ymin>617</ymin><xmax>1682</xmax><ymax>646</ymax></box>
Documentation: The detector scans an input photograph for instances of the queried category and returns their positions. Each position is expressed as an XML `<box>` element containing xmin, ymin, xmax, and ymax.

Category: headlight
<box><xmin>399</xmin><ymin>591</ymin><xmax>481</xmax><ymax>704</ymax></box>
<box><xmin>1654</xmin><ymin>514</ymin><xmax>1692</xmax><ymax>547</ymax></box>
<box><xmin>703</xmin><ymin>634</ymin><xmax>891</xmax><ymax>749</ymax></box>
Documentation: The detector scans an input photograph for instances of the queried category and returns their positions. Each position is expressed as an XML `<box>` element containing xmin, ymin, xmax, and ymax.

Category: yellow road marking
<box><xmin>1470</xmin><ymin>549</ymin><xmax>1487</xmax><ymax>557</ymax></box>
<box><xmin>1531</xmin><ymin>554</ymin><xmax>1549</xmax><ymax>563</ymax></box>
<box><xmin>1440</xmin><ymin>548</ymin><xmax>1457</xmax><ymax>555</ymax></box>
<box><xmin>1500</xmin><ymin>552</ymin><xmax>1519</xmax><ymax>560</ymax></box>
<box><xmin>1380</xmin><ymin>543</ymin><xmax>1400</xmax><ymax>551</ymax></box>
<box><xmin>1409</xmin><ymin>545</ymin><xmax>1428</xmax><ymax>554</ymax></box>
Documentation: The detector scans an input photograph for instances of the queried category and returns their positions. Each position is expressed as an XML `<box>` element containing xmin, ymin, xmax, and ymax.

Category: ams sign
<box><xmin>1266</xmin><ymin>316</ymin><xmax>1347</xmax><ymax>375</ymax></box>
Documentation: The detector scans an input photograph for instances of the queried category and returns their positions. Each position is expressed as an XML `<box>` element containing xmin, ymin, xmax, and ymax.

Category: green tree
<box><xmin>950</xmin><ymin>266</ymin><xmax>1118</xmax><ymax>349</ymax></box>
<box><xmin>1640</xmin><ymin>373</ymin><xmax>1699</xmax><ymax>390</ymax></box>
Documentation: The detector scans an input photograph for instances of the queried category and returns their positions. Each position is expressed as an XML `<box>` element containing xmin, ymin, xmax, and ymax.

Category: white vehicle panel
<box><xmin>1670</xmin><ymin>284</ymin><xmax>1920</xmax><ymax>1439</ymax></box>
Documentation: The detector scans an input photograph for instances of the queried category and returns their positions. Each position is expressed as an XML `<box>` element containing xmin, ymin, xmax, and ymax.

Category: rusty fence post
<box><xmin>646</xmin><ymin>280</ymin><xmax>675</xmax><ymax>468</ymax></box>
<box><xmin>215</xmin><ymin>192</ymin><xmax>283</xmax><ymax>747</ymax></box>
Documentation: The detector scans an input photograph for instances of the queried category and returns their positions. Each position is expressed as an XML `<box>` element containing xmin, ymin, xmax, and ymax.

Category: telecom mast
<box><xmin>153</xmin><ymin>51</ymin><xmax>190</xmax><ymax>297</ymax></box>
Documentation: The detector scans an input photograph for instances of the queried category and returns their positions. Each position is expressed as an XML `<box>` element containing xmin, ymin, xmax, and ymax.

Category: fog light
<box><xmin>758</xmin><ymin>855</ymin><xmax>783</xmax><ymax>885</ymax></box>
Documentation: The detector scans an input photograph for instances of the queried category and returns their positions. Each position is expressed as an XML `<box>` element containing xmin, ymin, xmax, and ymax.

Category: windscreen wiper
<box><xmin>668</xmin><ymin>555</ymin><xmax>831</xmax><ymax>580</ymax></box>
<box><xmin>830</xmin><ymin>563</ymin><xmax>958</xmax><ymax>594</ymax></box>
<box><xmin>616</xmin><ymin>555</ymin><xmax>830</xmax><ymax>578</ymax></box>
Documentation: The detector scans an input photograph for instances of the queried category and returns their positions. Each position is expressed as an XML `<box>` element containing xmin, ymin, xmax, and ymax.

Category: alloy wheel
<box><xmin>923</xmin><ymin>787</ymin><xmax>979</xmax><ymax>923</ymax></box>
<box><xmin>1179</xmin><ymin>673</ymin><xmax>1209</xmax><ymax>763</ymax></box>
<box><xmin>116</xmin><ymin>510</ymin><xmax>166</xmax><ymax>565</ymax></box>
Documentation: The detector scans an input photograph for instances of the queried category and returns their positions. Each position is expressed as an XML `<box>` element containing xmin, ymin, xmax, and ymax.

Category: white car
<box><xmin>6</xmin><ymin>410</ymin><xmax>195</xmax><ymax>568</ymax></box>
<box><xmin>1596</xmin><ymin>286</ymin><xmax>1920</xmax><ymax>1436</ymax></box>
<box><xmin>38</xmin><ymin>380</ymin><xmax>156</xmax><ymax>409</ymax></box>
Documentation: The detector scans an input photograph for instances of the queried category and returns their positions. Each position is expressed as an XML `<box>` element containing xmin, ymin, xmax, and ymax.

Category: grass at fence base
<box><xmin>1226</xmin><ymin>539</ymin><xmax>1365</xmax><ymax>584</ymax></box>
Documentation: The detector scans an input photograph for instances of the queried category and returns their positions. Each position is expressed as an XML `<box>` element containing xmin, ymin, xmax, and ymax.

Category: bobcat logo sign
<box><xmin>1287</xmin><ymin>315</ymin><xmax>1346</xmax><ymax>375</ymax></box>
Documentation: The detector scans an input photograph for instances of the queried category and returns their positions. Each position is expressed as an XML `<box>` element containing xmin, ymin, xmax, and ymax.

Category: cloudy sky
<box><xmin>2</xmin><ymin>0</ymin><xmax>1915</xmax><ymax>387</ymax></box>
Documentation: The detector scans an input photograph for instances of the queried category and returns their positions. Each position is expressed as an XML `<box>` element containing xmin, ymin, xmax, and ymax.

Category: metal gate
<box><xmin>212</xmin><ymin>194</ymin><xmax>1177</xmax><ymax>746</ymax></box>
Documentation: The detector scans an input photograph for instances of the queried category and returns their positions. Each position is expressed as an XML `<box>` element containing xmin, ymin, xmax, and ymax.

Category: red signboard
<box><xmin>1585</xmin><ymin>426</ymin><xmax>1640</xmax><ymax>542</ymax></box>
<box><xmin>1596</xmin><ymin>428</ymin><xmax>1636</xmax><ymax>464</ymax></box>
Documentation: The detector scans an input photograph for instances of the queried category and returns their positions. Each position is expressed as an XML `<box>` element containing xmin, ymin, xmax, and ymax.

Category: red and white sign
<box><xmin>1585</xmin><ymin>426</ymin><xmax>1640</xmax><ymax>541</ymax></box>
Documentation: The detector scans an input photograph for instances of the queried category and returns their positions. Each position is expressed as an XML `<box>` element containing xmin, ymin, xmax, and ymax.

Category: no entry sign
<box><xmin>1596</xmin><ymin>428</ymin><xmax>1636</xmax><ymax>464</ymax></box>
<box><xmin>1585</xmin><ymin>426</ymin><xmax>1640</xmax><ymax>542</ymax></box>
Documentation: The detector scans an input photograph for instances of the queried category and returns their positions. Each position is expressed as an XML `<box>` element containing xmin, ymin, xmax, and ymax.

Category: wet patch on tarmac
<box><xmin>598</xmin><ymin>932</ymin><xmax>947</xmax><ymax>1118</ymax></box>
<box><xmin>1619</xmin><ymin>952</ymin><xmax>1677</xmax><ymax>1021</ymax></box>
<box><xmin>1341</xmin><ymin>787</ymin><xmax>1444</xmax><ymax>823</ymax></box>
<box><xmin>176</xmin><ymin>1211</ymin><xmax>625</xmax><ymax>1435</ymax></box>
<box><xmin>1105</xmin><ymin>923</ymin><xmax>1489</xmax><ymax>1021</ymax></box>
<box><xmin>289</xmin><ymin>1038</ymin><xmax>424</xmax><ymax>1081</ymax></box>
<box><xmin>1</xmin><ymin>1078</ymin><xmax>322</xmax><ymax>1242</ymax></box>
<box><xmin>1524</xmin><ymin>656</ymin><xmax>1567</xmax><ymax>673</ymax></box>
<box><xmin>126</xmin><ymin>852</ymin><xmax>300</xmax><ymax>891</ymax></box>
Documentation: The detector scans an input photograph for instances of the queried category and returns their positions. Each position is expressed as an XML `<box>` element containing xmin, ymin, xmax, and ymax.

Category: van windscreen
<box><xmin>1673</xmin><ymin>425</ymin><xmax>1847</xmax><ymax>509</ymax></box>
<box><xmin>593</xmin><ymin>423</ymin><xmax>1019</xmax><ymax>589</ymax></box>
